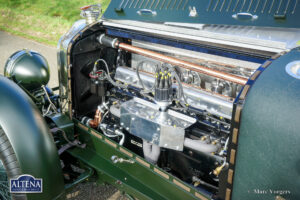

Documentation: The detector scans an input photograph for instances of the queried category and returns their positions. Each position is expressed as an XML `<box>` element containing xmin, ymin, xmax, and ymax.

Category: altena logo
<box><xmin>10</xmin><ymin>174</ymin><xmax>42</xmax><ymax>193</ymax></box>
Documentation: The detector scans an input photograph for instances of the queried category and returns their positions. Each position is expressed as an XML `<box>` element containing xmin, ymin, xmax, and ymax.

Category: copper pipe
<box><xmin>89</xmin><ymin>108</ymin><xmax>102</xmax><ymax>128</ymax></box>
<box><xmin>116</xmin><ymin>42</ymin><xmax>248</xmax><ymax>85</ymax></box>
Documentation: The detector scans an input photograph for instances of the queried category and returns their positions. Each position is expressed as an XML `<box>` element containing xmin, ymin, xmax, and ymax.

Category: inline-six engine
<box><xmin>76</xmin><ymin>32</ymin><xmax>260</xmax><ymax>194</ymax></box>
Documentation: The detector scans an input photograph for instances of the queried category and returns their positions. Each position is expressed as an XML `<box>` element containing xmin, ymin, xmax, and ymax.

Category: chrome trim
<box><xmin>57</xmin><ymin>19</ymin><xmax>88</xmax><ymax>109</ymax></box>
<box><xmin>4</xmin><ymin>50</ymin><xmax>25</xmax><ymax>77</ymax></box>
<box><xmin>285</xmin><ymin>60</ymin><xmax>300</xmax><ymax>79</ymax></box>
<box><xmin>57</xmin><ymin>19</ymin><xmax>87</xmax><ymax>56</ymax></box>
<box><xmin>57</xmin><ymin>19</ymin><xmax>87</xmax><ymax>80</ymax></box>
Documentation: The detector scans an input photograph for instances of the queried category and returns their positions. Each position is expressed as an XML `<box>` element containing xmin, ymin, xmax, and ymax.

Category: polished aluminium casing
<box><xmin>120</xmin><ymin>97</ymin><xmax>196</xmax><ymax>151</ymax></box>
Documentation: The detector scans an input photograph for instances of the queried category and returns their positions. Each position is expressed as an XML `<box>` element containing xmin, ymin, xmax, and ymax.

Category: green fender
<box><xmin>0</xmin><ymin>75</ymin><xmax>65</xmax><ymax>200</ymax></box>
<box><xmin>232</xmin><ymin>49</ymin><xmax>300</xmax><ymax>200</ymax></box>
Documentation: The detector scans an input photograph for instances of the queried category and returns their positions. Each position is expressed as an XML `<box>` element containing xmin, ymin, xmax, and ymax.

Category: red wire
<box><xmin>89</xmin><ymin>73</ymin><xmax>98</xmax><ymax>79</ymax></box>
<box><xmin>89</xmin><ymin>71</ymin><xmax>103</xmax><ymax>79</ymax></box>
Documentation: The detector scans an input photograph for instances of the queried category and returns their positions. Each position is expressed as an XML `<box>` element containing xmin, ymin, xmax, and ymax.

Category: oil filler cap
<box><xmin>285</xmin><ymin>61</ymin><xmax>300</xmax><ymax>79</ymax></box>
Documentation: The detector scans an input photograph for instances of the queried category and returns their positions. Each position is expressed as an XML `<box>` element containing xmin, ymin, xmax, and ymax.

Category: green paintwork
<box><xmin>65</xmin><ymin>166</ymin><xmax>93</xmax><ymax>190</ymax></box>
<box><xmin>103</xmin><ymin>0</ymin><xmax>300</xmax><ymax>28</ymax></box>
<box><xmin>47</xmin><ymin>113</ymin><xmax>74</xmax><ymax>137</ymax></box>
<box><xmin>232</xmin><ymin>49</ymin><xmax>300</xmax><ymax>200</ymax></box>
<box><xmin>0</xmin><ymin>76</ymin><xmax>65</xmax><ymax>200</ymax></box>
<box><xmin>69</xmin><ymin>120</ymin><xmax>211</xmax><ymax>200</ymax></box>
<box><xmin>4</xmin><ymin>50</ymin><xmax>50</xmax><ymax>91</ymax></box>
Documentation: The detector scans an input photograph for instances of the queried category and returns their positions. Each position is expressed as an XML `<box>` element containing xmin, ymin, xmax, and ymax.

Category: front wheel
<box><xmin>0</xmin><ymin>127</ymin><xmax>26</xmax><ymax>200</ymax></box>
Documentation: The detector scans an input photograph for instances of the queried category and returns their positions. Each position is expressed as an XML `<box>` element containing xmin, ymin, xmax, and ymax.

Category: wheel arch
<box><xmin>0</xmin><ymin>76</ymin><xmax>65</xmax><ymax>200</ymax></box>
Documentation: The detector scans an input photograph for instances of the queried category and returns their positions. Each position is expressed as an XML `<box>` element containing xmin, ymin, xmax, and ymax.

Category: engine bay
<box><xmin>69</xmin><ymin>27</ymin><xmax>263</xmax><ymax>197</ymax></box>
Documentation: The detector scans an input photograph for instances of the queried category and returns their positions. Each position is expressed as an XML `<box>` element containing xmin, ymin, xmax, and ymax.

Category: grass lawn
<box><xmin>0</xmin><ymin>0</ymin><xmax>110</xmax><ymax>46</ymax></box>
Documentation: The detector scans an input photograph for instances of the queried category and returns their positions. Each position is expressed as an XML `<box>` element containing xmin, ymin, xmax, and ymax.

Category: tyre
<box><xmin>0</xmin><ymin>127</ymin><xmax>26</xmax><ymax>200</ymax></box>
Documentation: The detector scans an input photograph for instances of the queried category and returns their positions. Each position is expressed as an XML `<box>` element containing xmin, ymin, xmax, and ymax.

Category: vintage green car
<box><xmin>0</xmin><ymin>0</ymin><xmax>300</xmax><ymax>200</ymax></box>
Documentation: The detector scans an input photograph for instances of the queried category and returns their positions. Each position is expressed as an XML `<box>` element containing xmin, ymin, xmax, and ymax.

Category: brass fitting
<box><xmin>213</xmin><ymin>164</ymin><xmax>225</xmax><ymax>176</ymax></box>
<box><xmin>211</xmin><ymin>140</ymin><xmax>218</xmax><ymax>145</ymax></box>
<box><xmin>193</xmin><ymin>181</ymin><xmax>200</xmax><ymax>187</ymax></box>
<box><xmin>200</xmin><ymin>136</ymin><xmax>207</xmax><ymax>141</ymax></box>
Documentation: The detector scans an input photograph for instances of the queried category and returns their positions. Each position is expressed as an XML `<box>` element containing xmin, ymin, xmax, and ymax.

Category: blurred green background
<box><xmin>0</xmin><ymin>0</ymin><xmax>110</xmax><ymax>46</ymax></box>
